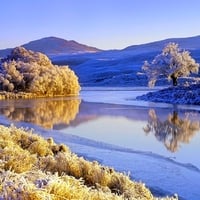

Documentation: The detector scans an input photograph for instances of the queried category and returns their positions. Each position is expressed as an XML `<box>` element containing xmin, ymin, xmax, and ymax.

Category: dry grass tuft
<box><xmin>0</xmin><ymin>125</ymin><xmax>178</xmax><ymax>200</ymax></box>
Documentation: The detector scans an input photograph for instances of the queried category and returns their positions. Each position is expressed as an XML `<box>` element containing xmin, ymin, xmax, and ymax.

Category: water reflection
<box><xmin>0</xmin><ymin>97</ymin><xmax>81</xmax><ymax>129</ymax></box>
<box><xmin>144</xmin><ymin>109</ymin><xmax>200</xmax><ymax>152</ymax></box>
<box><xmin>1</xmin><ymin>96</ymin><xmax>200</xmax><ymax>156</ymax></box>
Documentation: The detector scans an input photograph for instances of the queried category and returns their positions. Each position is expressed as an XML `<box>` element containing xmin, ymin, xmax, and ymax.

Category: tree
<box><xmin>142</xmin><ymin>43</ymin><xmax>199</xmax><ymax>87</ymax></box>
<box><xmin>0</xmin><ymin>47</ymin><xmax>81</xmax><ymax>96</ymax></box>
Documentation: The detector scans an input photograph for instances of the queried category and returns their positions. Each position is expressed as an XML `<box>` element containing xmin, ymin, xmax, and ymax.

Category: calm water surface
<box><xmin>0</xmin><ymin>87</ymin><xmax>200</xmax><ymax>169</ymax></box>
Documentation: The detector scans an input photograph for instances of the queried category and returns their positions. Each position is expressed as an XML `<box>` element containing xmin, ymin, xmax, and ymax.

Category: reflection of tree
<box><xmin>144</xmin><ymin>109</ymin><xmax>200</xmax><ymax>152</ymax></box>
<box><xmin>0</xmin><ymin>98</ymin><xmax>80</xmax><ymax>129</ymax></box>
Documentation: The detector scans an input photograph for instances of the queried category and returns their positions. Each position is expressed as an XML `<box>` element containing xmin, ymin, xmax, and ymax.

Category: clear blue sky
<box><xmin>1</xmin><ymin>0</ymin><xmax>200</xmax><ymax>50</ymax></box>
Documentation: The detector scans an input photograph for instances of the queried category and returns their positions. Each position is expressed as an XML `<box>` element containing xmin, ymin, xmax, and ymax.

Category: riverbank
<box><xmin>137</xmin><ymin>84</ymin><xmax>200</xmax><ymax>105</ymax></box>
<box><xmin>0</xmin><ymin>124</ymin><xmax>177</xmax><ymax>200</ymax></box>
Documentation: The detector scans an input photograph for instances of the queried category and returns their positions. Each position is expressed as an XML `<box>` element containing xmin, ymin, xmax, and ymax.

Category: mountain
<box><xmin>23</xmin><ymin>37</ymin><xmax>102</xmax><ymax>55</ymax></box>
<box><xmin>123</xmin><ymin>35</ymin><xmax>200</xmax><ymax>53</ymax></box>
<box><xmin>1</xmin><ymin>35</ymin><xmax>200</xmax><ymax>87</ymax></box>
<box><xmin>0</xmin><ymin>37</ymin><xmax>102</xmax><ymax>57</ymax></box>
<box><xmin>1</xmin><ymin>35</ymin><xmax>200</xmax><ymax>58</ymax></box>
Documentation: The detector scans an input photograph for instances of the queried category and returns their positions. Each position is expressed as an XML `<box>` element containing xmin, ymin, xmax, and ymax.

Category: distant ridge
<box><xmin>123</xmin><ymin>35</ymin><xmax>200</xmax><ymax>53</ymax></box>
<box><xmin>0</xmin><ymin>37</ymin><xmax>102</xmax><ymax>57</ymax></box>
<box><xmin>1</xmin><ymin>35</ymin><xmax>200</xmax><ymax>58</ymax></box>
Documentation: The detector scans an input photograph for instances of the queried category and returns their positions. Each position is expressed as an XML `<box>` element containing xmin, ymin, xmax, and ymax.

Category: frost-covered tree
<box><xmin>142</xmin><ymin>43</ymin><xmax>199</xmax><ymax>87</ymax></box>
<box><xmin>0</xmin><ymin>47</ymin><xmax>80</xmax><ymax>96</ymax></box>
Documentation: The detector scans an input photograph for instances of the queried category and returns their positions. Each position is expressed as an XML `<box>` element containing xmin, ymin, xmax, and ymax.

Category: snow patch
<box><xmin>137</xmin><ymin>84</ymin><xmax>200</xmax><ymax>105</ymax></box>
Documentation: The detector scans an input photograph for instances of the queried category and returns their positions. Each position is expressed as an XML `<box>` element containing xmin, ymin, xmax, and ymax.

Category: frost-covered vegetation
<box><xmin>0</xmin><ymin>125</ymin><xmax>178</xmax><ymax>200</ymax></box>
<box><xmin>142</xmin><ymin>43</ymin><xmax>199</xmax><ymax>87</ymax></box>
<box><xmin>0</xmin><ymin>47</ymin><xmax>80</xmax><ymax>98</ymax></box>
<box><xmin>137</xmin><ymin>42</ymin><xmax>200</xmax><ymax>105</ymax></box>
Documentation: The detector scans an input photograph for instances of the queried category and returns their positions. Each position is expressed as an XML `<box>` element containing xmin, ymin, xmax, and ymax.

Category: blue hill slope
<box><xmin>51</xmin><ymin>36</ymin><xmax>200</xmax><ymax>86</ymax></box>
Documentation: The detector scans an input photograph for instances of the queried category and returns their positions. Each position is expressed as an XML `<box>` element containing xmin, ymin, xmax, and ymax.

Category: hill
<box><xmin>23</xmin><ymin>37</ymin><xmax>101</xmax><ymax>55</ymax></box>
<box><xmin>51</xmin><ymin>35</ymin><xmax>200</xmax><ymax>86</ymax></box>
<box><xmin>0</xmin><ymin>37</ymin><xmax>101</xmax><ymax>57</ymax></box>
<box><xmin>1</xmin><ymin>35</ymin><xmax>200</xmax><ymax>87</ymax></box>
<box><xmin>123</xmin><ymin>35</ymin><xmax>200</xmax><ymax>53</ymax></box>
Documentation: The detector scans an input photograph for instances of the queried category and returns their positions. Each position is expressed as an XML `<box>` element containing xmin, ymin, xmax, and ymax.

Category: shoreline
<box><xmin>0</xmin><ymin>124</ymin><xmax>177</xmax><ymax>200</ymax></box>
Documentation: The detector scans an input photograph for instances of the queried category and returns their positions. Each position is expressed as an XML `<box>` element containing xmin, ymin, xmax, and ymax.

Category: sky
<box><xmin>1</xmin><ymin>0</ymin><xmax>200</xmax><ymax>50</ymax></box>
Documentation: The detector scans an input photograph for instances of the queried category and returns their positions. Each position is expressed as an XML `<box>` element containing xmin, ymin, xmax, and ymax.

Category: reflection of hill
<box><xmin>144</xmin><ymin>109</ymin><xmax>200</xmax><ymax>152</ymax></box>
<box><xmin>0</xmin><ymin>98</ymin><xmax>80</xmax><ymax>129</ymax></box>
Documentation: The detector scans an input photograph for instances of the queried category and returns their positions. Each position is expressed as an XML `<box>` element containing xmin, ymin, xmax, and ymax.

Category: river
<box><xmin>0</xmin><ymin>87</ymin><xmax>200</xmax><ymax>199</ymax></box>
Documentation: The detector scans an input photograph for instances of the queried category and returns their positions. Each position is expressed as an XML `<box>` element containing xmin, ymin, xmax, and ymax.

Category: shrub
<box><xmin>0</xmin><ymin>47</ymin><xmax>80</xmax><ymax>97</ymax></box>
<box><xmin>0</xmin><ymin>125</ymin><xmax>178</xmax><ymax>200</ymax></box>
